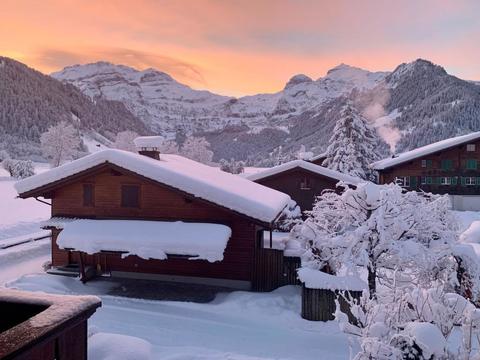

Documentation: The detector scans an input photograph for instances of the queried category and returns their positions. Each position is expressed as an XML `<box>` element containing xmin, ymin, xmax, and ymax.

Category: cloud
<box><xmin>29</xmin><ymin>47</ymin><xmax>206</xmax><ymax>86</ymax></box>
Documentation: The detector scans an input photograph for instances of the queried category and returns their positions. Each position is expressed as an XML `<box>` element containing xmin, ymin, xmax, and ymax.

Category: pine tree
<box><xmin>322</xmin><ymin>103</ymin><xmax>380</xmax><ymax>180</ymax></box>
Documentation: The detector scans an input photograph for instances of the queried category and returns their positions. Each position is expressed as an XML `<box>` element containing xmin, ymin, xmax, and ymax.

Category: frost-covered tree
<box><xmin>2</xmin><ymin>159</ymin><xmax>35</xmax><ymax>179</ymax></box>
<box><xmin>296</xmin><ymin>182</ymin><xmax>458</xmax><ymax>298</ymax></box>
<box><xmin>296</xmin><ymin>145</ymin><xmax>314</xmax><ymax>161</ymax></box>
<box><xmin>158</xmin><ymin>140</ymin><xmax>179</xmax><ymax>154</ymax></box>
<box><xmin>113</xmin><ymin>131</ymin><xmax>139</xmax><ymax>152</ymax></box>
<box><xmin>322</xmin><ymin>103</ymin><xmax>381</xmax><ymax>180</ymax></box>
<box><xmin>0</xmin><ymin>150</ymin><xmax>9</xmax><ymax>162</ymax></box>
<box><xmin>180</xmin><ymin>137</ymin><xmax>213</xmax><ymax>164</ymax></box>
<box><xmin>219</xmin><ymin>158</ymin><xmax>245</xmax><ymax>174</ymax></box>
<box><xmin>40</xmin><ymin>121</ymin><xmax>81</xmax><ymax>167</ymax></box>
<box><xmin>295</xmin><ymin>182</ymin><xmax>480</xmax><ymax>358</ymax></box>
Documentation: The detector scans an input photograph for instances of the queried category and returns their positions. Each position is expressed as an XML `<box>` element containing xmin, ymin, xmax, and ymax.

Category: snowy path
<box><xmin>0</xmin><ymin>239</ymin><xmax>50</xmax><ymax>285</ymax></box>
<box><xmin>9</xmin><ymin>275</ymin><xmax>352</xmax><ymax>359</ymax></box>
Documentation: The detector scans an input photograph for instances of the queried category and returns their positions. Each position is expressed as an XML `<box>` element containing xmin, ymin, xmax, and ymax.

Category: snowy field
<box><xmin>1</xmin><ymin>166</ymin><xmax>480</xmax><ymax>359</ymax></box>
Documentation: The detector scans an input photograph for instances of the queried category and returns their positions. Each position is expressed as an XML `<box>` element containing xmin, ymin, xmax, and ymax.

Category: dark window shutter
<box><xmin>83</xmin><ymin>184</ymin><xmax>94</xmax><ymax>207</ymax></box>
<box><xmin>410</xmin><ymin>176</ymin><xmax>417</xmax><ymax>187</ymax></box>
<box><xmin>121</xmin><ymin>185</ymin><xmax>140</xmax><ymax>208</ymax></box>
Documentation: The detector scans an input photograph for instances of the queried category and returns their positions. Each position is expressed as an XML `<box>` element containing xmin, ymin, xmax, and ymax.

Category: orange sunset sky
<box><xmin>1</xmin><ymin>0</ymin><xmax>479</xmax><ymax>96</ymax></box>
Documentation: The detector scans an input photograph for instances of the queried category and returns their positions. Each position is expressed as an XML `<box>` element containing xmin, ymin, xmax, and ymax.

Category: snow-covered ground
<box><xmin>8</xmin><ymin>275</ymin><xmax>352</xmax><ymax>359</ymax></box>
<box><xmin>0</xmin><ymin>165</ymin><xmax>50</xmax><ymax>241</ymax></box>
<box><xmin>1</xmin><ymin>166</ymin><xmax>480</xmax><ymax>359</ymax></box>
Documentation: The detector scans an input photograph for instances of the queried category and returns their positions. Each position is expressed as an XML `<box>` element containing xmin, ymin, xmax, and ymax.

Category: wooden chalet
<box><xmin>247</xmin><ymin>160</ymin><xmax>360</xmax><ymax>214</ymax></box>
<box><xmin>308</xmin><ymin>153</ymin><xmax>327</xmax><ymax>166</ymax></box>
<box><xmin>15</xmin><ymin>138</ymin><xmax>293</xmax><ymax>291</ymax></box>
<box><xmin>371</xmin><ymin>131</ymin><xmax>480</xmax><ymax>210</ymax></box>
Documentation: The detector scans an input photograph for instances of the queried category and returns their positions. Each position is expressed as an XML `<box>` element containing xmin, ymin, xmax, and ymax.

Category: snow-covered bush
<box><xmin>180</xmin><ymin>137</ymin><xmax>213</xmax><ymax>164</ymax></box>
<box><xmin>113</xmin><ymin>131</ymin><xmax>139</xmax><ymax>152</ymax></box>
<box><xmin>2</xmin><ymin>158</ymin><xmax>35</xmax><ymax>179</ymax></box>
<box><xmin>322</xmin><ymin>103</ymin><xmax>381</xmax><ymax>180</ymax></box>
<box><xmin>0</xmin><ymin>149</ymin><xmax>9</xmax><ymax>162</ymax></box>
<box><xmin>295</xmin><ymin>181</ymin><xmax>480</xmax><ymax>359</ymax></box>
<box><xmin>219</xmin><ymin>158</ymin><xmax>245</xmax><ymax>174</ymax></box>
<box><xmin>40</xmin><ymin>121</ymin><xmax>81</xmax><ymax>167</ymax></box>
<box><xmin>296</xmin><ymin>182</ymin><xmax>458</xmax><ymax>297</ymax></box>
<box><xmin>158</xmin><ymin>139</ymin><xmax>179</xmax><ymax>154</ymax></box>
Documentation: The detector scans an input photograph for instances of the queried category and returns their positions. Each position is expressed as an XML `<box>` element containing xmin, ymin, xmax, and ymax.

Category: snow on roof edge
<box><xmin>246</xmin><ymin>160</ymin><xmax>361</xmax><ymax>185</ymax></box>
<box><xmin>371</xmin><ymin>131</ymin><xmax>480</xmax><ymax>170</ymax></box>
<box><xmin>15</xmin><ymin>150</ymin><xmax>291</xmax><ymax>224</ymax></box>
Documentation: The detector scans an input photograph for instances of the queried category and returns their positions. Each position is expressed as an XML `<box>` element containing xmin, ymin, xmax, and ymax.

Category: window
<box><xmin>440</xmin><ymin>177</ymin><xmax>451</xmax><ymax>185</ymax></box>
<box><xmin>426</xmin><ymin>176</ymin><xmax>433</xmax><ymax>185</ymax></box>
<box><xmin>441</xmin><ymin>159</ymin><xmax>453</xmax><ymax>170</ymax></box>
<box><xmin>421</xmin><ymin>176</ymin><xmax>426</xmax><ymax>185</ymax></box>
<box><xmin>395</xmin><ymin>176</ymin><xmax>410</xmax><ymax>187</ymax></box>
<box><xmin>462</xmin><ymin>177</ymin><xmax>477</xmax><ymax>186</ymax></box>
<box><xmin>121</xmin><ymin>185</ymin><xmax>140</xmax><ymax>208</ymax></box>
<box><xmin>421</xmin><ymin>159</ymin><xmax>433</xmax><ymax>168</ymax></box>
<box><xmin>300</xmin><ymin>177</ymin><xmax>312</xmax><ymax>190</ymax></box>
<box><xmin>83</xmin><ymin>184</ymin><xmax>94</xmax><ymax>207</ymax></box>
<box><xmin>467</xmin><ymin>144</ymin><xmax>476</xmax><ymax>152</ymax></box>
<box><xmin>466</xmin><ymin>159</ymin><xmax>478</xmax><ymax>170</ymax></box>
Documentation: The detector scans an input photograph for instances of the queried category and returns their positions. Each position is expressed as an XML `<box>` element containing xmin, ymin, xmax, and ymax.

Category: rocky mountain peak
<box><xmin>284</xmin><ymin>74</ymin><xmax>313</xmax><ymax>89</ymax></box>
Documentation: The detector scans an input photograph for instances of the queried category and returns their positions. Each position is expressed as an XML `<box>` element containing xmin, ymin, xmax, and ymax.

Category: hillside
<box><xmin>0</xmin><ymin>57</ymin><xmax>147</xmax><ymax>159</ymax></box>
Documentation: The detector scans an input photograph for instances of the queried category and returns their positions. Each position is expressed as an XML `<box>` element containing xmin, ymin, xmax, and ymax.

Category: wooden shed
<box><xmin>247</xmin><ymin>160</ymin><xmax>360</xmax><ymax>214</ymax></box>
<box><xmin>15</xmin><ymin>145</ymin><xmax>292</xmax><ymax>291</ymax></box>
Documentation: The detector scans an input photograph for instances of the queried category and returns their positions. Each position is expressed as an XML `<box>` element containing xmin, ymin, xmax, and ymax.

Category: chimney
<box><xmin>133</xmin><ymin>136</ymin><xmax>164</xmax><ymax>160</ymax></box>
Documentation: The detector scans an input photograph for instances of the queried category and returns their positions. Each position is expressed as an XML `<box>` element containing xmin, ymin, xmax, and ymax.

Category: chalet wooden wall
<box><xmin>50</xmin><ymin>167</ymin><xmax>259</xmax><ymax>283</ymax></box>
<box><xmin>378</xmin><ymin>139</ymin><xmax>480</xmax><ymax>195</ymax></box>
<box><xmin>254</xmin><ymin>168</ymin><xmax>337</xmax><ymax>213</ymax></box>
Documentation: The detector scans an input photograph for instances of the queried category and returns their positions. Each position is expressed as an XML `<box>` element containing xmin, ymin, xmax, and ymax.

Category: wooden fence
<box><xmin>301</xmin><ymin>285</ymin><xmax>362</xmax><ymax>322</ymax></box>
<box><xmin>252</xmin><ymin>247</ymin><xmax>284</xmax><ymax>292</ymax></box>
<box><xmin>282</xmin><ymin>256</ymin><xmax>301</xmax><ymax>286</ymax></box>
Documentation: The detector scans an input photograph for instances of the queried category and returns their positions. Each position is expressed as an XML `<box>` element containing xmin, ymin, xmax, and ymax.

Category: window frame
<box><xmin>121</xmin><ymin>184</ymin><xmax>141</xmax><ymax>208</ymax></box>
<box><xmin>440</xmin><ymin>177</ymin><xmax>451</xmax><ymax>185</ymax></box>
<box><xmin>467</xmin><ymin>144</ymin><xmax>476</xmax><ymax>152</ymax></box>
<box><xmin>82</xmin><ymin>183</ymin><xmax>95</xmax><ymax>207</ymax></box>
<box><xmin>465</xmin><ymin>177</ymin><xmax>476</xmax><ymax>186</ymax></box>
<box><xmin>300</xmin><ymin>176</ymin><xmax>312</xmax><ymax>190</ymax></box>
<box><xmin>441</xmin><ymin>159</ymin><xmax>453</xmax><ymax>171</ymax></box>
<box><xmin>395</xmin><ymin>176</ymin><xmax>410</xmax><ymax>188</ymax></box>
<box><xmin>466</xmin><ymin>159</ymin><xmax>478</xmax><ymax>170</ymax></box>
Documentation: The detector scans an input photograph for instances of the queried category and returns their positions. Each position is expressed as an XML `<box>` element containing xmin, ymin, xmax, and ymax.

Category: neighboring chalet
<box><xmin>308</xmin><ymin>153</ymin><xmax>327</xmax><ymax>166</ymax></box>
<box><xmin>15</xmin><ymin>138</ymin><xmax>293</xmax><ymax>291</ymax></box>
<box><xmin>371</xmin><ymin>131</ymin><xmax>480</xmax><ymax>210</ymax></box>
<box><xmin>247</xmin><ymin>160</ymin><xmax>361</xmax><ymax>214</ymax></box>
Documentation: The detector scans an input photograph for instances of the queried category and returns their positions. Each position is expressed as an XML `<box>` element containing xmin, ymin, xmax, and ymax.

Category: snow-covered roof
<box><xmin>133</xmin><ymin>136</ymin><xmax>164</xmax><ymax>149</ymax></box>
<box><xmin>15</xmin><ymin>149</ymin><xmax>290</xmax><ymax>223</ymax></box>
<box><xmin>309</xmin><ymin>152</ymin><xmax>327</xmax><ymax>162</ymax></box>
<box><xmin>57</xmin><ymin>219</ymin><xmax>231</xmax><ymax>262</ymax></box>
<box><xmin>297</xmin><ymin>267</ymin><xmax>367</xmax><ymax>291</ymax></box>
<box><xmin>371</xmin><ymin>131</ymin><xmax>480</xmax><ymax>170</ymax></box>
<box><xmin>246</xmin><ymin>160</ymin><xmax>361</xmax><ymax>185</ymax></box>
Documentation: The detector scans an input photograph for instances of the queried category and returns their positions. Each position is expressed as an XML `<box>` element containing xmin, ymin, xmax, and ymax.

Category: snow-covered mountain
<box><xmin>52</xmin><ymin>62</ymin><xmax>388</xmax><ymax>136</ymax></box>
<box><xmin>3</xmin><ymin>56</ymin><xmax>480</xmax><ymax>164</ymax></box>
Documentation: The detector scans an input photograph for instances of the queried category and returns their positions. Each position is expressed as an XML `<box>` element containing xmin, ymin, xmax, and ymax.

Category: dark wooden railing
<box><xmin>0</xmin><ymin>289</ymin><xmax>101</xmax><ymax>360</ymax></box>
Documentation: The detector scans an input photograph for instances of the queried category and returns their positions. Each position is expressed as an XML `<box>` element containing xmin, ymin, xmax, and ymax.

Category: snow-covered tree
<box><xmin>219</xmin><ymin>158</ymin><xmax>245</xmax><ymax>174</ymax></box>
<box><xmin>2</xmin><ymin>159</ymin><xmax>35</xmax><ymax>179</ymax></box>
<box><xmin>180</xmin><ymin>137</ymin><xmax>213</xmax><ymax>164</ymax></box>
<box><xmin>158</xmin><ymin>140</ymin><xmax>179</xmax><ymax>154</ymax></box>
<box><xmin>322</xmin><ymin>103</ymin><xmax>381</xmax><ymax>180</ymax></box>
<box><xmin>40</xmin><ymin>121</ymin><xmax>81</xmax><ymax>167</ymax></box>
<box><xmin>295</xmin><ymin>182</ymin><xmax>480</xmax><ymax>358</ymax></box>
<box><xmin>113</xmin><ymin>131</ymin><xmax>139</xmax><ymax>152</ymax></box>
<box><xmin>296</xmin><ymin>182</ymin><xmax>458</xmax><ymax>298</ymax></box>
<box><xmin>0</xmin><ymin>150</ymin><xmax>9</xmax><ymax>163</ymax></box>
<box><xmin>296</xmin><ymin>145</ymin><xmax>314</xmax><ymax>161</ymax></box>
